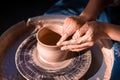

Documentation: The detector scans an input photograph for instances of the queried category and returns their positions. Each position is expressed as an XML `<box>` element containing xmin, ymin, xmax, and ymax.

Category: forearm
<box><xmin>99</xmin><ymin>22</ymin><xmax>120</xmax><ymax>41</ymax></box>
<box><xmin>79</xmin><ymin>0</ymin><xmax>113</xmax><ymax>21</ymax></box>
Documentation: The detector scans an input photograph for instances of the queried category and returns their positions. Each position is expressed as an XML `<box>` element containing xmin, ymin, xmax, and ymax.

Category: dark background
<box><xmin>0</xmin><ymin>0</ymin><xmax>57</xmax><ymax>36</ymax></box>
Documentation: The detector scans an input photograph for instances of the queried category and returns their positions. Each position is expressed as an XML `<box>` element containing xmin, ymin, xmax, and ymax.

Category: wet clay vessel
<box><xmin>36</xmin><ymin>25</ymin><xmax>68</xmax><ymax>63</ymax></box>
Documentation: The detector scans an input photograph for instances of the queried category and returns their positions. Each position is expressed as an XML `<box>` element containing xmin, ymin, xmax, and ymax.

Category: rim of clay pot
<box><xmin>36</xmin><ymin>25</ymin><xmax>62</xmax><ymax>48</ymax></box>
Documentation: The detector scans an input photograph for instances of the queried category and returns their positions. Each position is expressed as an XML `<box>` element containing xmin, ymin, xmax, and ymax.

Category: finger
<box><xmin>60</xmin><ymin>39</ymin><xmax>77</xmax><ymax>46</ymax></box>
<box><xmin>61</xmin><ymin>41</ymin><xmax>93</xmax><ymax>50</ymax></box>
<box><xmin>70</xmin><ymin>47</ymin><xmax>89</xmax><ymax>52</ymax></box>
<box><xmin>63</xmin><ymin>17</ymin><xmax>79</xmax><ymax>35</ymax></box>
<box><xmin>60</xmin><ymin>29</ymin><xmax>87</xmax><ymax>46</ymax></box>
<box><xmin>57</xmin><ymin>17</ymin><xmax>75</xmax><ymax>45</ymax></box>
<box><xmin>60</xmin><ymin>29</ymin><xmax>85</xmax><ymax>46</ymax></box>
<box><xmin>63</xmin><ymin>17</ymin><xmax>74</xmax><ymax>34</ymax></box>
<box><xmin>72</xmin><ymin>25</ymin><xmax>88</xmax><ymax>41</ymax></box>
<box><xmin>77</xmin><ymin>35</ymin><xmax>88</xmax><ymax>44</ymax></box>
<box><xmin>72</xmin><ymin>30</ymin><xmax>81</xmax><ymax>40</ymax></box>
<box><xmin>77</xmin><ymin>29</ymin><xmax>93</xmax><ymax>44</ymax></box>
<box><xmin>57</xmin><ymin>34</ymin><xmax>69</xmax><ymax>46</ymax></box>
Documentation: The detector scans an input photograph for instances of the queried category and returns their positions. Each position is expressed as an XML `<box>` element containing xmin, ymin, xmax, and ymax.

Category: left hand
<box><xmin>60</xmin><ymin>21</ymin><xmax>109</xmax><ymax>52</ymax></box>
<box><xmin>57</xmin><ymin>16</ymin><xmax>86</xmax><ymax>45</ymax></box>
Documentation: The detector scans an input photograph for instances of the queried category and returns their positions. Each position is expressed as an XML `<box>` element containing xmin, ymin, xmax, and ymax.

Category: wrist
<box><xmin>97</xmin><ymin>22</ymin><xmax>111</xmax><ymax>39</ymax></box>
<box><xmin>79</xmin><ymin>11</ymin><xmax>96</xmax><ymax>22</ymax></box>
<box><xmin>98</xmin><ymin>22</ymin><xmax>107</xmax><ymax>33</ymax></box>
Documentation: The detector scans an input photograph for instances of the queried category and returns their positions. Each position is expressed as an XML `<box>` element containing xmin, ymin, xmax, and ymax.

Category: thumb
<box><xmin>57</xmin><ymin>34</ymin><xmax>69</xmax><ymax>46</ymax></box>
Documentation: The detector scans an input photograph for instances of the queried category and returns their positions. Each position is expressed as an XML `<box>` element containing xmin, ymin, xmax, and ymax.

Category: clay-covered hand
<box><xmin>57</xmin><ymin>16</ymin><xmax>86</xmax><ymax>45</ymax></box>
<box><xmin>60</xmin><ymin>21</ymin><xmax>109</xmax><ymax>52</ymax></box>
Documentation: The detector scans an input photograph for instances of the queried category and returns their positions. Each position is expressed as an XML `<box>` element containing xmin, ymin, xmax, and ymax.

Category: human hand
<box><xmin>60</xmin><ymin>21</ymin><xmax>109</xmax><ymax>52</ymax></box>
<box><xmin>57</xmin><ymin>16</ymin><xmax>86</xmax><ymax>45</ymax></box>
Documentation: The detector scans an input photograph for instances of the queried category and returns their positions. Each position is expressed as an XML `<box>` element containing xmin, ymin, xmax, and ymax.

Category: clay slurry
<box><xmin>38</xmin><ymin>28</ymin><xmax>61</xmax><ymax>46</ymax></box>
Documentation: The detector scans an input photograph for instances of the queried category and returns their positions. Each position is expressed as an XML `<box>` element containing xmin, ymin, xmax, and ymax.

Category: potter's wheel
<box><xmin>0</xmin><ymin>15</ymin><xmax>114</xmax><ymax>80</ymax></box>
<box><xmin>15</xmin><ymin>34</ymin><xmax>92</xmax><ymax>80</ymax></box>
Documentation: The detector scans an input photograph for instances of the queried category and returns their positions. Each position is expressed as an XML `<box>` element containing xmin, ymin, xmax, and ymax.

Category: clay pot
<box><xmin>36</xmin><ymin>24</ymin><xmax>68</xmax><ymax>64</ymax></box>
